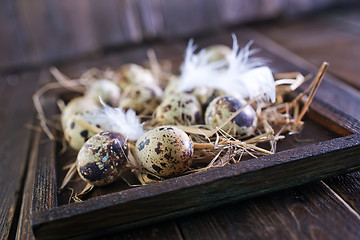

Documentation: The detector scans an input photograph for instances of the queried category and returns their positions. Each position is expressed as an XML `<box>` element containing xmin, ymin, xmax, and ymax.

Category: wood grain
<box><xmin>0</xmin><ymin>71</ymin><xmax>39</xmax><ymax>239</ymax></box>
<box><xmin>100</xmin><ymin>220</ymin><xmax>183</xmax><ymax>240</ymax></box>
<box><xmin>0</xmin><ymin>0</ymin><xmax>27</xmax><ymax>69</ymax></box>
<box><xmin>253</xmin><ymin>7</ymin><xmax>360</xmax><ymax>90</ymax></box>
<box><xmin>136</xmin><ymin>0</ymin><xmax>166</xmax><ymax>39</ymax></box>
<box><xmin>326</xmin><ymin>172</ymin><xmax>360</xmax><ymax>213</ymax></box>
<box><xmin>2</xmin><ymin>0</ymin><xmax>355</xmax><ymax>71</ymax></box>
<box><xmin>178</xmin><ymin>181</ymin><xmax>360</xmax><ymax>240</ymax></box>
<box><xmin>161</xmin><ymin>0</ymin><xmax>220</xmax><ymax>38</ymax></box>
<box><xmin>15</xmin><ymin>127</ymin><xmax>41</xmax><ymax>240</ymax></box>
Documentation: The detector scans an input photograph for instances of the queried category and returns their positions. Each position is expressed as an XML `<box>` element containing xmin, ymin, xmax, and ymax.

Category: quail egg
<box><xmin>191</xmin><ymin>86</ymin><xmax>226</xmax><ymax>110</ymax></box>
<box><xmin>205</xmin><ymin>96</ymin><xmax>257</xmax><ymax>135</ymax></box>
<box><xmin>77</xmin><ymin>131</ymin><xmax>128</xmax><ymax>186</ymax></box>
<box><xmin>64</xmin><ymin>110</ymin><xmax>104</xmax><ymax>151</ymax></box>
<box><xmin>61</xmin><ymin>97</ymin><xmax>99</xmax><ymax>131</ymax></box>
<box><xmin>155</xmin><ymin>93</ymin><xmax>202</xmax><ymax>125</ymax></box>
<box><xmin>85</xmin><ymin>79</ymin><xmax>121</xmax><ymax>107</ymax></box>
<box><xmin>198</xmin><ymin>44</ymin><xmax>232</xmax><ymax>65</ymax></box>
<box><xmin>115</xmin><ymin>64</ymin><xmax>156</xmax><ymax>90</ymax></box>
<box><xmin>119</xmin><ymin>83</ymin><xmax>163</xmax><ymax>114</ymax></box>
<box><xmin>135</xmin><ymin>126</ymin><xmax>193</xmax><ymax>177</ymax></box>
<box><xmin>163</xmin><ymin>76</ymin><xmax>180</xmax><ymax>99</ymax></box>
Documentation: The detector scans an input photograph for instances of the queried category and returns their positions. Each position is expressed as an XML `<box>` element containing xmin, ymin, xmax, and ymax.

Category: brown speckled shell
<box><xmin>205</xmin><ymin>96</ymin><xmax>257</xmax><ymax>135</ymax></box>
<box><xmin>135</xmin><ymin>126</ymin><xmax>193</xmax><ymax>177</ymax></box>
<box><xmin>115</xmin><ymin>64</ymin><xmax>156</xmax><ymax>90</ymax></box>
<box><xmin>60</xmin><ymin>97</ymin><xmax>99</xmax><ymax>130</ymax></box>
<box><xmin>119</xmin><ymin>83</ymin><xmax>163</xmax><ymax>114</ymax></box>
<box><xmin>77</xmin><ymin>131</ymin><xmax>128</xmax><ymax>186</ymax></box>
<box><xmin>64</xmin><ymin>110</ymin><xmax>103</xmax><ymax>151</ymax></box>
<box><xmin>155</xmin><ymin>93</ymin><xmax>202</xmax><ymax>125</ymax></box>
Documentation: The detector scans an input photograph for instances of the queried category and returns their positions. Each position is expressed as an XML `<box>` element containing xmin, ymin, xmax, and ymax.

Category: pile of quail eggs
<box><xmin>61</xmin><ymin>44</ymin><xmax>259</xmax><ymax>188</ymax></box>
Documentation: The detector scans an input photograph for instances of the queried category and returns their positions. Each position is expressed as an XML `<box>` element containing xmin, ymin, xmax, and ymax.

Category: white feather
<box><xmin>176</xmin><ymin>34</ymin><xmax>276</xmax><ymax>102</ymax></box>
<box><xmin>93</xmin><ymin>99</ymin><xmax>146</xmax><ymax>140</ymax></box>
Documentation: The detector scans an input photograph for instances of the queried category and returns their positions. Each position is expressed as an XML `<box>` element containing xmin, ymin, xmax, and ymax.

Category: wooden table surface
<box><xmin>1</xmin><ymin>7</ymin><xmax>360</xmax><ymax>240</ymax></box>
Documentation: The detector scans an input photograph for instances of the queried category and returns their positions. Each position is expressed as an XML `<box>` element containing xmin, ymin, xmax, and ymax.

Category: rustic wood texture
<box><xmin>253</xmin><ymin>7</ymin><xmax>360</xmax><ymax>90</ymax></box>
<box><xmin>15</xmin><ymin>127</ymin><xmax>41</xmax><ymax>240</ymax></box>
<box><xmin>1</xmin><ymin>0</ymin><xmax>356</xmax><ymax>71</ymax></box>
<box><xmin>101</xmin><ymin>221</ymin><xmax>183</xmax><ymax>240</ymax></box>
<box><xmin>326</xmin><ymin>172</ymin><xmax>360</xmax><ymax>213</ymax></box>
<box><xmin>0</xmin><ymin>0</ymin><xmax>27</xmax><ymax>69</ymax></box>
<box><xmin>0</xmin><ymin>71</ymin><xmax>39</xmax><ymax>239</ymax></box>
<box><xmin>178</xmin><ymin>181</ymin><xmax>360</xmax><ymax>240</ymax></box>
<box><xmin>118</xmin><ymin>180</ymin><xmax>360</xmax><ymax>240</ymax></box>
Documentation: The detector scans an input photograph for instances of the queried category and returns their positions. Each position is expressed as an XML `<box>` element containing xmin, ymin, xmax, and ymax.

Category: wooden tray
<box><xmin>30</xmin><ymin>89</ymin><xmax>360</xmax><ymax>240</ymax></box>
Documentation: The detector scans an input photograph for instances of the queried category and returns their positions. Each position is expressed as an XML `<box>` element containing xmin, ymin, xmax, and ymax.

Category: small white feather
<box><xmin>177</xmin><ymin>34</ymin><xmax>276</xmax><ymax>102</ymax></box>
<box><xmin>93</xmin><ymin>99</ymin><xmax>146</xmax><ymax>140</ymax></box>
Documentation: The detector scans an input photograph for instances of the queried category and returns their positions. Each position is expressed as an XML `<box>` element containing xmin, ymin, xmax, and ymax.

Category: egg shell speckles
<box><xmin>60</xmin><ymin>97</ymin><xmax>99</xmax><ymax>131</ymax></box>
<box><xmin>135</xmin><ymin>126</ymin><xmax>193</xmax><ymax>177</ymax></box>
<box><xmin>64</xmin><ymin>110</ymin><xmax>103</xmax><ymax>151</ymax></box>
<box><xmin>115</xmin><ymin>64</ymin><xmax>156</xmax><ymax>90</ymax></box>
<box><xmin>77</xmin><ymin>131</ymin><xmax>128</xmax><ymax>186</ymax></box>
<box><xmin>155</xmin><ymin>93</ymin><xmax>202</xmax><ymax>125</ymax></box>
<box><xmin>119</xmin><ymin>83</ymin><xmax>163</xmax><ymax>114</ymax></box>
<box><xmin>205</xmin><ymin>96</ymin><xmax>257</xmax><ymax>135</ymax></box>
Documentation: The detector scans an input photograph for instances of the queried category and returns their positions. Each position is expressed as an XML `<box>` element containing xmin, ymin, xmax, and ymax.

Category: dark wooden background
<box><xmin>0</xmin><ymin>0</ymin><xmax>356</xmax><ymax>72</ymax></box>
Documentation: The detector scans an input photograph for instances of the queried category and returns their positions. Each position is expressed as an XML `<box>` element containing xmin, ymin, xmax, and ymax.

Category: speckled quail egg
<box><xmin>61</xmin><ymin>97</ymin><xmax>99</xmax><ymax>131</ymax></box>
<box><xmin>115</xmin><ymin>64</ymin><xmax>156</xmax><ymax>90</ymax></box>
<box><xmin>64</xmin><ymin>110</ymin><xmax>104</xmax><ymax>151</ymax></box>
<box><xmin>135</xmin><ymin>126</ymin><xmax>193</xmax><ymax>177</ymax></box>
<box><xmin>198</xmin><ymin>44</ymin><xmax>232</xmax><ymax>64</ymax></box>
<box><xmin>119</xmin><ymin>83</ymin><xmax>163</xmax><ymax>114</ymax></box>
<box><xmin>163</xmin><ymin>76</ymin><xmax>180</xmax><ymax>99</ymax></box>
<box><xmin>155</xmin><ymin>93</ymin><xmax>202</xmax><ymax>125</ymax></box>
<box><xmin>85</xmin><ymin>79</ymin><xmax>121</xmax><ymax>107</ymax></box>
<box><xmin>191</xmin><ymin>86</ymin><xmax>226</xmax><ymax>110</ymax></box>
<box><xmin>77</xmin><ymin>131</ymin><xmax>128</xmax><ymax>186</ymax></box>
<box><xmin>205</xmin><ymin>96</ymin><xmax>257</xmax><ymax>135</ymax></box>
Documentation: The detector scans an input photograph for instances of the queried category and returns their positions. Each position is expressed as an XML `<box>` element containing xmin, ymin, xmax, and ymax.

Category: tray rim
<box><xmin>30</xmin><ymin>90</ymin><xmax>360</xmax><ymax>240</ymax></box>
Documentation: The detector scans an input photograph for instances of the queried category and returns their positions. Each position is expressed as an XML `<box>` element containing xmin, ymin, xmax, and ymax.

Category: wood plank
<box><xmin>178</xmin><ymin>181</ymin><xmax>360</xmax><ymax>239</ymax></box>
<box><xmin>136</xmin><ymin>0</ymin><xmax>166</xmax><ymax>39</ymax></box>
<box><xmin>14</xmin><ymin>0</ymin><xmax>143</xmax><ymax>69</ymax></box>
<box><xmin>0</xmin><ymin>71</ymin><xmax>40</xmax><ymax>239</ymax></box>
<box><xmin>215</xmin><ymin>0</ymin><xmax>284</xmax><ymax>24</ymax></box>
<box><xmin>15</xmin><ymin>127</ymin><xmax>41</xmax><ymax>240</ymax></box>
<box><xmin>88</xmin><ymin>0</ymin><xmax>129</xmax><ymax>47</ymax></box>
<box><xmin>326</xmin><ymin>172</ymin><xmax>360</xmax><ymax>213</ymax></box>
<box><xmin>160</xmin><ymin>0</ymin><xmax>221</xmax><ymax>38</ymax></box>
<box><xmin>100</xmin><ymin>220</ymin><xmax>183</xmax><ymax>240</ymax></box>
<box><xmin>0</xmin><ymin>0</ymin><xmax>27</xmax><ymax>70</ymax></box>
<box><xmin>252</xmin><ymin>7</ymin><xmax>360</xmax><ymax>90</ymax></box>
<box><xmin>113</xmin><ymin>0</ymin><xmax>143</xmax><ymax>44</ymax></box>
